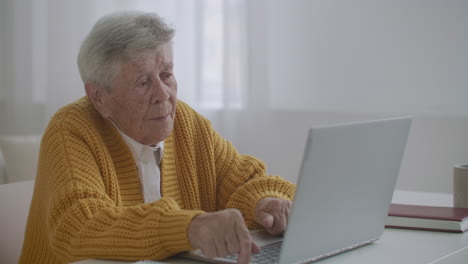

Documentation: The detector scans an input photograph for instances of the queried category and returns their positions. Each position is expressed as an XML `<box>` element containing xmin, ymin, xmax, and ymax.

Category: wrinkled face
<box><xmin>91</xmin><ymin>44</ymin><xmax>177</xmax><ymax>146</ymax></box>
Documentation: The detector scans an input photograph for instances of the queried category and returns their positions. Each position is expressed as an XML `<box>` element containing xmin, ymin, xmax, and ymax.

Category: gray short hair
<box><xmin>77</xmin><ymin>11</ymin><xmax>175</xmax><ymax>90</ymax></box>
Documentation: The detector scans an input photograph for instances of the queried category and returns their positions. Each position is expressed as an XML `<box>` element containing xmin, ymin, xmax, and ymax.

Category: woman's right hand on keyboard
<box><xmin>188</xmin><ymin>209</ymin><xmax>260</xmax><ymax>264</ymax></box>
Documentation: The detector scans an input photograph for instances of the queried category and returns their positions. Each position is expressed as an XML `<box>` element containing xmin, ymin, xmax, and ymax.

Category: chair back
<box><xmin>0</xmin><ymin>180</ymin><xmax>34</xmax><ymax>264</ymax></box>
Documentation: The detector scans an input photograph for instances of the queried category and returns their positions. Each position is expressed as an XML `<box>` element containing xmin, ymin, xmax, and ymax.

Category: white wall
<box><xmin>267</xmin><ymin>0</ymin><xmax>468</xmax><ymax>115</ymax></box>
<box><xmin>221</xmin><ymin>0</ymin><xmax>468</xmax><ymax>194</ymax></box>
<box><xmin>211</xmin><ymin>111</ymin><xmax>468</xmax><ymax>194</ymax></box>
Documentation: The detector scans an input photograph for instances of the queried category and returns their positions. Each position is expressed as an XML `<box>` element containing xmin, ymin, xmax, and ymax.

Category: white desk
<box><xmin>74</xmin><ymin>191</ymin><xmax>468</xmax><ymax>264</ymax></box>
<box><xmin>74</xmin><ymin>228</ymin><xmax>468</xmax><ymax>264</ymax></box>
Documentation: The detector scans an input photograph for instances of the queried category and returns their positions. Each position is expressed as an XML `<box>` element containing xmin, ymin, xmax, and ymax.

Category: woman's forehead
<box><xmin>125</xmin><ymin>46</ymin><xmax>173</xmax><ymax>71</ymax></box>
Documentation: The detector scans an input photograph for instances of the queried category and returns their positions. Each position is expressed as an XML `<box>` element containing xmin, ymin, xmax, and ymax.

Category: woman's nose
<box><xmin>150</xmin><ymin>79</ymin><xmax>170</xmax><ymax>103</ymax></box>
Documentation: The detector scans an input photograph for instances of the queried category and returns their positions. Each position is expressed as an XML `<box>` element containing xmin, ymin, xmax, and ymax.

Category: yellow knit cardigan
<box><xmin>19</xmin><ymin>97</ymin><xmax>295</xmax><ymax>263</ymax></box>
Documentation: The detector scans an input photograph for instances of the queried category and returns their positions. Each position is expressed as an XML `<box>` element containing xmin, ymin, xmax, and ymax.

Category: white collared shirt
<box><xmin>115</xmin><ymin>129</ymin><xmax>163</xmax><ymax>203</ymax></box>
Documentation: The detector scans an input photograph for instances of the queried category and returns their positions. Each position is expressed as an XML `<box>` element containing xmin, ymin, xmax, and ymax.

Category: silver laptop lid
<box><xmin>279</xmin><ymin>117</ymin><xmax>412</xmax><ymax>264</ymax></box>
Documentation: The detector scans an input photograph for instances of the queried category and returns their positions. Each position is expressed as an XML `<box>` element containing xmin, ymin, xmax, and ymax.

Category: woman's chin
<box><xmin>143</xmin><ymin>122</ymin><xmax>174</xmax><ymax>145</ymax></box>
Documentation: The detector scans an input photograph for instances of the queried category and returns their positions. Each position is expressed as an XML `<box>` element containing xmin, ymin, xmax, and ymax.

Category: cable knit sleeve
<box><xmin>211</xmin><ymin>126</ymin><xmax>296</xmax><ymax>228</ymax></box>
<box><xmin>36</xmin><ymin>111</ymin><xmax>203</xmax><ymax>263</ymax></box>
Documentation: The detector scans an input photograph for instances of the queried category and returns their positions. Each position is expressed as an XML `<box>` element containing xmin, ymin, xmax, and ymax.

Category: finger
<box><xmin>236</xmin><ymin>220</ymin><xmax>252</xmax><ymax>264</ymax></box>
<box><xmin>226</xmin><ymin>228</ymin><xmax>240</xmax><ymax>255</ymax></box>
<box><xmin>286</xmin><ymin>200</ymin><xmax>292</xmax><ymax>218</ymax></box>
<box><xmin>237</xmin><ymin>237</ymin><xmax>252</xmax><ymax>264</ymax></box>
<box><xmin>280</xmin><ymin>209</ymin><xmax>287</xmax><ymax>231</ymax></box>
<box><xmin>281</xmin><ymin>201</ymin><xmax>292</xmax><ymax>230</ymax></box>
<box><xmin>268</xmin><ymin>211</ymin><xmax>283</xmax><ymax>235</ymax></box>
<box><xmin>215</xmin><ymin>239</ymin><xmax>229</xmax><ymax>258</ymax></box>
<box><xmin>258</xmin><ymin>212</ymin><xmax>274</xmax><ymax>229</ymax></box>
<box><xmin>213</xmin><ymin>228</ymin><xmax>229</xmax><ymax>258</ymax></box>
<box><xmin>220</xmin><ymin>210</ymin><xmax>238</xmax><ymax>257</ymax></box>
<box><xmin>203</xmin><ymin>240</ymin><xmax>218</xmax><ymax>258</ymax></box>
<box><xmin>251</xmin><ymin>240</ymin><xmax>261</xmax><ymax>254</ymax></box>
<box><xmin>268</xmin><ymin>205</ymin><xmax>288</xmax><ymax>235</ymax></box>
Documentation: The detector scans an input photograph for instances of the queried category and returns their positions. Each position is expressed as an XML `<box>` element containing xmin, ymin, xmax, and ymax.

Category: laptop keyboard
<box><xmin>224</xmin><ymin>241</ymin><xmax>282</xmax><ymax>264</ymax></box>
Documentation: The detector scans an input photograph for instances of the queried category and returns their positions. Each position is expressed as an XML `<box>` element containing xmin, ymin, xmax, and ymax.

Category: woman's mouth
<box><xmin>150</xmin><ymin>112</ymin><xmax>171</xmax><ymax>121</ymax></box>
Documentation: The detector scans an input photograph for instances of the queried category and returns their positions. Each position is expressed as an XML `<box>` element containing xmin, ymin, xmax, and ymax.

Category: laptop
<box><xmin>180</xmin><ymin>117</ymin><xmax>412</xmax><ymax>264</ymax></box>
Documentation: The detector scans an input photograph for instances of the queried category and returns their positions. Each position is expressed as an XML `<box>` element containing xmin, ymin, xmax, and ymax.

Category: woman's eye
<box><xmin>161</xmin><ymin>73</ymin><xmax>173</xmax><ymax>81</ymax></box>
<box><xmin>137</xmin><ymin>80</ymin><xmax>148</xmax><ymax>88</ymax></box>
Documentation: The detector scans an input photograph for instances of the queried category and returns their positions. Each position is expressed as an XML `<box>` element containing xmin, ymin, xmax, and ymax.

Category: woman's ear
<box><xmin>85</xmin><ymin>83</ymin><xmax>108</xmax><ymax>117</ymax></box>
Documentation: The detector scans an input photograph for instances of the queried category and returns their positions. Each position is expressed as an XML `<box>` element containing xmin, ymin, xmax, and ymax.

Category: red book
<box><xmin>386</xmin><ymin>204</ymin><xmax>468</xmax><ymax>233</ymax></box>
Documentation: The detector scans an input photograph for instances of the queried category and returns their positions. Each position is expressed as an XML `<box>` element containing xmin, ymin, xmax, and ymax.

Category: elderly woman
<box><xmin>20</xmin><ymin>11</ymin><xmax>295</xmax><ymax>264</ymax></box>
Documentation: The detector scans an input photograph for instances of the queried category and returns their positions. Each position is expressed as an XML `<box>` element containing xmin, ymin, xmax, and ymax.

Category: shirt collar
<box><xmin>110</xmin><ymin>121</ymin><xmax>164</xmax><ymax>164</ymax></box>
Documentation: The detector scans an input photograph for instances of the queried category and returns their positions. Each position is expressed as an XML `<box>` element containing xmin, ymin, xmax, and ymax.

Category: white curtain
<box><xmin>0</xmin><ymin>0</ymin><xmax>247</xmax><ymax>135</ymax></box>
